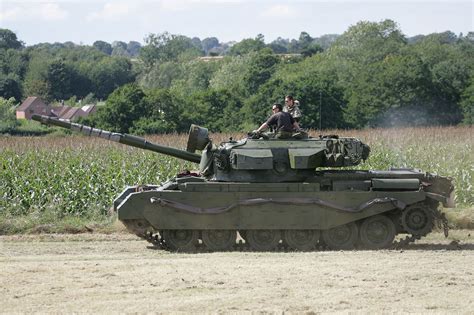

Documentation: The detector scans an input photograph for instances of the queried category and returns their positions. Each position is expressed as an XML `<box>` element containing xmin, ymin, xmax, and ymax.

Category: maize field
<box><xmin>0</xmin><ymin>126</ymin><xmax>472</xmax><ymax>233</ymax></box>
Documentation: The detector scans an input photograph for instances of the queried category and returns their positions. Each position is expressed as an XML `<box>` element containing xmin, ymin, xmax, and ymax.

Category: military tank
<box><xmin>32</xmin><ymin>114</ymin><xmax>455</xmax><ymax>252</ymax></box>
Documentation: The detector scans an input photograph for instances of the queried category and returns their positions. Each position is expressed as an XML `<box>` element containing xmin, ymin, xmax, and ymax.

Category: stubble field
<box><xmin>1</xmin><ymin>231</ymin><xmax>473</xmax><ymax>313</ymax></box>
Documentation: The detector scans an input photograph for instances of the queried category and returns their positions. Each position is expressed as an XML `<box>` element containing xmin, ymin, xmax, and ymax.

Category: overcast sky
<box><xmin>0</xmin><ymin>0</ymin><xmax>472</xmax><ymax>46</ymax></box>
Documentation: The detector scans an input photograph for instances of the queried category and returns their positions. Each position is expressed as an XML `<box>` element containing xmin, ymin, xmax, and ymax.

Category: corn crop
<box><xmin>0</xmin><ymin>126</ymin><xmax>472</xmax><ymax>223</ymax></box>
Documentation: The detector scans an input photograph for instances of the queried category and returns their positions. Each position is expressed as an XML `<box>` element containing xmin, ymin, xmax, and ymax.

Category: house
<box><xmin>58</xmin><ymin>105</ymin><xmax>97</xmax><ymax>121</ymax></box>
<box><xmin>17</xmin><ymin>97</ymin><xmax>97</xmax><ymax>121</ymax></box>
<box><xmin>16</xmin><ymin>97</ymin><xmax>52</xmax><ymax>120</ymax></box>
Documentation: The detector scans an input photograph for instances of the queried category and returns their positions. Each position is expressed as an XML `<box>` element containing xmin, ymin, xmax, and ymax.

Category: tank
<box><xmin>32</xmin><ymin>114</ymin><xmax>455</xmax><ymax>252</ymax></box>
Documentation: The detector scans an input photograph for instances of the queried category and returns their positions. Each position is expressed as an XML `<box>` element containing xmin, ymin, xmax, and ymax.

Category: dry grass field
<box><xmin>1</xmin><ymin>231</ymin><xmax>473</xmax><ymax>313</ymax></box>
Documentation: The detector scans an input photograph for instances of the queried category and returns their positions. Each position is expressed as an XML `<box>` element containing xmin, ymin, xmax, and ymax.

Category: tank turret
<box><xmin>32</xmin><ymin>115</ymin><xmax>370</xmax><ymax>183</ymax></box>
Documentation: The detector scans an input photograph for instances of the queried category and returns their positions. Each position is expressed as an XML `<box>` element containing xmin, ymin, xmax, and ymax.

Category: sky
<box><xmin>0</xmin><ymin>0</ymin><xmax>473</xmax><ymax>46</ymax></box>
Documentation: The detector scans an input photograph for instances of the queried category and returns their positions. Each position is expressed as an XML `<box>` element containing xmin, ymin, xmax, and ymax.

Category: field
<box><xmin>1</xmin><ymin>126</ymin><xmax>473</xmax><ymax>313</ymax></box>
<box><xmin>0</xmin><ymin>126</ymin><xmax>473</xmax><ymax>233</ymax></box>
<box><xmin>1</xmin><ymin>231</ymin><xmax>473</xmax><ymax>313</ymax></box>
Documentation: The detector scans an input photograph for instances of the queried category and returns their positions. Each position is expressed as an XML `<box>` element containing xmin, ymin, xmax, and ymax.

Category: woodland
<box><xmin>0</xmin><ymin>19</ymin><xmax>473</xmax><ymax>134</ymax></box>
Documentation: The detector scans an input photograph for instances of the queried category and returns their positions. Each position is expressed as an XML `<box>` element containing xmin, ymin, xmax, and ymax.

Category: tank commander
<box><xmin>283</xmin><ymin>95</ymin><xmax>302</xmax><ymax>123</ymax></box>
<box><xmin>253</xmin><ymin>103</ymin><xmax>300</xmax><ymax>139</ymax></box>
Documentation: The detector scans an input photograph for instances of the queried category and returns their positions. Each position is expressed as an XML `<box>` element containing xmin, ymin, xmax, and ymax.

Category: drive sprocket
<box><xmin>401</xmin><ymin>204</ymin><xmax>434</xmax><ymax>236</ymax></box>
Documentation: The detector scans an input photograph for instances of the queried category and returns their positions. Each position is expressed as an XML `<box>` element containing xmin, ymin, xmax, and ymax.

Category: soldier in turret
<box><xmin>253</xmin><ymin>103</ymin><xmax>299</xmax><ymax>139</ymax></box>
<box><xmin>283</xmin><ymin>95</ymin><xmax>302</xmax><ymax>123</ymax></box>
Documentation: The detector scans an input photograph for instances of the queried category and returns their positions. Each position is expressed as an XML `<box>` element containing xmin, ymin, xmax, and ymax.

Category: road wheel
<box><xmin>202</xmin><ymin>230</ymin><xmax>237</xmax><ymax>251</ymax></box>
<box><xmin>322</xmin><ymin>222</ymin><xmax>358</xmax><ymax>250</ymax></box>
<box><xmin>359</xmin><ymin>215</ymin><xmax>396</xmax><ymax>249</ymax></box>
<box><xmin>246</xmin><ymin>230</ymin><xmax>281</xmax><ymax>251</ymax></box>
<box><xmin>162</xmin><ymin>230</ymin><xmax>199</xmax><ymax>252</ymax></box>
<box><xmin>284</xmin><ymin>229</ymin><xmax>320</xmax><ymax>251</ymax></box>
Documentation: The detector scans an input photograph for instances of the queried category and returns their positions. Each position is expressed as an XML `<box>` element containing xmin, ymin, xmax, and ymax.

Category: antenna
<box><xmin>319</xmin><ymin>90</ymin><xmax>322</xmax><ymax>130</ymax></box>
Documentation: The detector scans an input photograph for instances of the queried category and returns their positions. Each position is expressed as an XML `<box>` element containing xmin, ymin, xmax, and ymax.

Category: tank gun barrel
<box><xmin>31</xmin><ymin>115</ymin><xmax>201</xmax><ymax>164</ymax></box>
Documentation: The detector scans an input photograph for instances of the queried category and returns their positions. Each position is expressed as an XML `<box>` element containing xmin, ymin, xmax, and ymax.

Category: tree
<box><xmin>0</xmin><ymin>97</ymin><xmax>19</xmax><ymax>133</ymax></box>
<box><xmin>326</xmin><ymin>20</ymin><xmax>409</xmax><ymax>127</ymax></box>
<box><xmin>111</xmin><ymin>41</ymin><xmax>129</xmax><ymax>56</ymax></box>
<box><xmin>268</xmin><ymin>37</ymin><xmax>289</xmax><ymax>54</ymax></box>
<box><xmin>0</xmin><ymin>76</ymin><xmax>22</xmax><ymax>101</ymax></box>
<box><xmin>202</xmin><ymin>37</ymin><xmax>219</xmax><ymax>55</ymax></box>
<box><xmin>23</xmin><ymin>54</ymin><xmax>52</xmax><ymax>101</ymax></box>
<box><xmin>184</xmin><ymin>89</ymin><xmax>243</xmax><ymax>132</ymax></box>
<box><xmin>138</xmin><ymin>61</ymin><xmax>183</xmax><ymax>89</ymax></box>
<box><xmin>329</xmin><ymin>20</ymin><xmax>406</xmax><ymax>64</ymax></box>
<box><xmin>88</xmin><ymin>57</ymin><xmax>135</xmax><ymax>99</ymax></box>
<box><xmin>127</xmin><ymin>41</ymin><xmax>141</xmax><ymax>56</ymax></box>
<box><xmin>47</xmin><ymin>59</ymin><xmax>73</xmax><ymax>100</ymax></box>
<box><xmin>93</xmin><ymin>84</ymin><xmax>146</xmax><ymax>133</ymax></box>
<box><xmin>140</xmin><ymin>32</ymin><xmax>203</xmax><ymax>66</ymax></box>
<box><xmin>0</xmin><ymin>29</ymin><xmax>23</xmax><ymax>50</ymax></box>
<box><xmin>130</xmin><ymin>89</ymin><xmax>180</xmax><ymax>134</ymax></box>
<box><xmin>172</xmin><ymin>59</ymin><xmax>221</xmax><ymax>92</ymax></box>
<box><xmin>228</xmin><ymin>35</ymin><xmax>266</xmax><ymax>56</ymax></box>
<box><xmin>209</xmin><ymin>54</ymin><xmax>254</xmax><ymax>95</ymax></box>
<box><xmin>93</xmin><ymin>40</ymin><xmax>112</xmax><ymax>55</ymax></box>
<box><xmin>460</xmin><ymin>76</ymin><xmax>474</xmax><ymax>124</ymax></box>
<box><xmin>242</xmin><ymin>48</ymin><xmax>280</xmax><ymax>95</ymax></box>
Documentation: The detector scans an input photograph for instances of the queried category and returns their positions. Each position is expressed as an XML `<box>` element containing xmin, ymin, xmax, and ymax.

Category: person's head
<box><xmin>272</xmin><ymin>103</ymin><xmax>283</xmax><ymax>112</ymax></box>
<box><xmin>285</xmin><ymin>95</ymin><xmax>294</xmax><ymax>107</ymax></box>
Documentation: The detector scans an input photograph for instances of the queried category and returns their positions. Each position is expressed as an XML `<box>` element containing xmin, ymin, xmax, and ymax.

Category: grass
<box><xmin>0</xmin><ymin>126</ymin><xmax>473</xmax><ymax>234</ymax></box>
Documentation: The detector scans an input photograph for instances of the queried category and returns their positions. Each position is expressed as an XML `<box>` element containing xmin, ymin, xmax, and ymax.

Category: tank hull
<box><xmin>116</xmin><ymin>169</ymin><xmax>454</xmax><ymax>251</ymax></box>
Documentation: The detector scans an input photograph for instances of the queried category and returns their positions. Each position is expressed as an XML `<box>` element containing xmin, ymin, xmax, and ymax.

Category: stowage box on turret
<box><xmin>33</xmin><ymin>114</ymin><xmax>455</xmax><ymax>252</ymax></box>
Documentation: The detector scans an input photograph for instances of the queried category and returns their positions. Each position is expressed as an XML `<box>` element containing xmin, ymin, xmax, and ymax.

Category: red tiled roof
<box><xmin>61</xmin><ymin>107</ymin><xmax>84</xmax><ymax>120</ymax></box>
<box><xmin>17</xmin><ymin>97</ymin><xmax>46</xmax><ymax>111</ymax></box>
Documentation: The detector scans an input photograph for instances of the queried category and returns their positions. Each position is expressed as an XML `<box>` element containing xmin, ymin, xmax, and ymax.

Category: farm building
<box><xmin>16</xmin><ymin>97</ymin><xmax>52</xmax><ymax>120</ymax></box>
<box><xmin>16</xmin><ymin>97</ymin><xmax>97</xmax><ymax>121</ymax></box>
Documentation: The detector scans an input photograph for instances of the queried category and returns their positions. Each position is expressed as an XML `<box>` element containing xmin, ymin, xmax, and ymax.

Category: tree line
<box><xmin>0</xmin><ymin>19</ymin><xmax>473</xmax><ymax>134</ymax></box>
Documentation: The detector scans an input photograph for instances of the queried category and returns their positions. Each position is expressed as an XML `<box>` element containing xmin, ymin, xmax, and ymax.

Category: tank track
<box><xmin>392</xmin><ymin>208</ymin><xmax>449</xmax><ymax>249</ymax></box>
<box><xmin>126</xmin><ymin>206</ymin><xmax>449</xmax><ymax>252</ymax></box>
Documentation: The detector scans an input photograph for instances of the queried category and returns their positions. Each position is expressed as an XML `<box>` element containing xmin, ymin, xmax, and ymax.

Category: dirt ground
<box><xmin>1</xmin><ymin>231</ymin><xmax>473</xmax><ymax>313</ymax></box>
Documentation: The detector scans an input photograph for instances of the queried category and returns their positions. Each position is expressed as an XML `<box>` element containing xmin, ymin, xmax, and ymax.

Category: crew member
<box><xmin>254</xmin><ymin>103</ymin><xmax>299</xmax><ymax>139</ymax></box>
<box><xmin>283</xmin><ymin>95</ymin><xmax>302</xmax><ymax>123</ymax></box>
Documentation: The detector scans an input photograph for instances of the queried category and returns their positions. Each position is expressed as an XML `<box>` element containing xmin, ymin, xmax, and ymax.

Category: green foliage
<box><xmin>0</xmin><ymin>97</ymin><xmax>19</xmax><ymax>133</ymax></box>
<box><xmin>209</xmin><ymin>55</ymin><xmax>252</xmax><ymax>94</ymax></box>
<box><xmin>229</xmin><ymin>34</ymin><xmax>266</xmax><ymax>56</ymax></box>
<box><xmin>93</xmin><ymin>83</ymin><xmax>147</xmax><ymax>133</ymax></box>
<box><xmin>0</xmin><ymin>28</ymin><xmax>23</xmax><ymax>50</ymax></box>
<box><xmin>460</xmin><ymin>76</ymin><xmax>474</xmax><ymax>125</ymax></box>
<box><xmin>87</xmin><ymin>57</ymin><xmax>135</xmax><ymax>99</ymax></box>
<box><xmin>138</xmin><ymin>61</ymin><xmax>183</xmax><ymax>89</ymax></box>
<box><xmin>93</xmin><ymin>40</ymin><xmax>112</xmax><ymax>55</ymax></box>
<box><xmin>130</xmin><ymin>88</ymin><xmax>180</xmax><ymax>134</ymax></box>
<box><xmin>1</xmin><ymin>24</ymin><xmax>473</xmax><ymax>136</ymax></box>
<box><xmin>0</xmin><ymin>76</ymin><xmax>22</xmax><ymax>101</ymax></box>
<box><xmin>140</xmin><ymin>32</ymin><xmax>203</xmax><ymax>66</ymax></box>
<box><xmin>242</xmin><ymin>48</ymin><xmax>280</xmax><ymax>95</ymax></box>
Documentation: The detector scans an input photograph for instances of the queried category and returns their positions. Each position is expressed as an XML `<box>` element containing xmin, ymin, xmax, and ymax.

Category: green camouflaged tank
<box><xmin>33</xmin><ymin>115</ymin><xmax>455</xmax><ymax>252</ymax></box>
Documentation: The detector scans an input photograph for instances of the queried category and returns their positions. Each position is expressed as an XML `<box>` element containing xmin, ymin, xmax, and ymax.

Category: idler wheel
<box><xmin>401</xmin><ymin>204</ymin><xmax>434</xmax><ymax>236</ymax></box>
<box><xmin>202</xmin><ymin>230</ymin><xmax>237</xmax><ymax>251</ymax></box>
<box><xmin>162</xmin><ymin>230</ymin><xmax>199</xmax><ymax>252</ymax></box>
<box><xmin>359</xmin><ymin>215</ymin><xmax>396</xmax><ymax>249</ymax></box>
<box><xmin>322</xmin><ymin>222</ymin><xmax>358</xmax><ymax>250</ymax></box>
<box><xmin>284</xmin><ymin>229</ymin><xmax>320</xmax><ymax>251</ymax></box>
<box><xmin>246</xmin><ymin>230</ymin><xmax>281</xmax><ymax>251</ymax></box>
